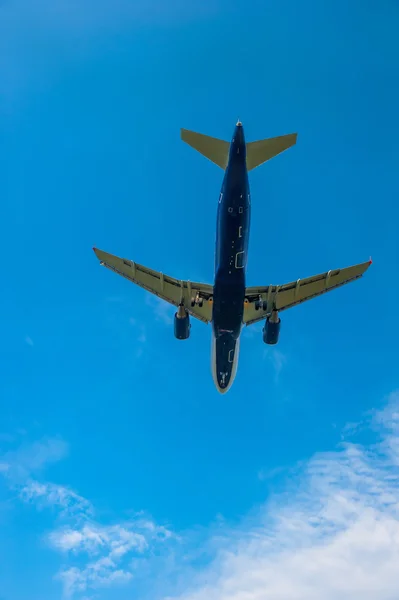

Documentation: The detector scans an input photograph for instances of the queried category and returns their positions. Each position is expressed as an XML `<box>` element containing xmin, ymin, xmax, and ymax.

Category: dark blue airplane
<box><xmin>93</xmin><ymin>121</ymin><xmax>371</xmax><ymax>393</ymax></box>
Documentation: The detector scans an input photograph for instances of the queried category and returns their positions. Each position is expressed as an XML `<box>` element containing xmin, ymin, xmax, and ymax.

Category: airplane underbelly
<box><xmin>212</xmin><ymin>279</ymin><xmax>244</xmax><ymax>337</ymax></box>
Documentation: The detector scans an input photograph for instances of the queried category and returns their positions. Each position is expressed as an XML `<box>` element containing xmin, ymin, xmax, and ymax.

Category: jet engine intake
<box><xmin>262</xmin><ymin>311</ymin><xmax>281</xmax><ymax>345</ymax></box>
<box><xmin>174</xmin><ymin>305</ymin><xmax>191</xmax><ymax>340</ymax></box>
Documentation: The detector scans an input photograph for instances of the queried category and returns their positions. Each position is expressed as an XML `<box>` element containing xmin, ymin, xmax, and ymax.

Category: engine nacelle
<box><xmin>174</xmin><ymin>306</ymin><xmax>191</xmax><ymax>340</ymax></box>
<box><xmin>262</xmin><ymin>312</ymin><xmax>281</xmax><ymax>345</ymax></box>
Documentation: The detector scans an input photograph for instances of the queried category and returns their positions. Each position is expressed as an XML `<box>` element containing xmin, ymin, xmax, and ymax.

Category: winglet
<box><xmin>369</xmin><ymin>256</ymin><xmax>373</xmax><ymax>265</ymax></box>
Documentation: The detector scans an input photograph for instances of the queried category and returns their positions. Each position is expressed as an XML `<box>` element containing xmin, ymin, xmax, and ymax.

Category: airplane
<box><xmin>93</xmin><ymin>121</ymin><xmax>371</xmax><ymax>394</ymax></box>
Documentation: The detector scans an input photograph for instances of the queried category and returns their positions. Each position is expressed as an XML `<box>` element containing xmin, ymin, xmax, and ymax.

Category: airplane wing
<box><xmin>243</xmin><ymin>260</ymin><xmax>372</xmax><ymax>326</ymax></box>
<box><xmin>93</xmin><ymin>248</ymin><xmax>213</xmax><ymax>324</ymax></box>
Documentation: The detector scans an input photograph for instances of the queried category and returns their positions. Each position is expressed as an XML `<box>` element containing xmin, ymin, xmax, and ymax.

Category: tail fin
<box><xmin>181</xmin><ymin>129</ymin><xmax>229</xmax><ymax>169</ymax></box>
<box><xmin>246</xmin><ymin>133</ymin><xmax>297</xmax><ymax>171</ymax></box>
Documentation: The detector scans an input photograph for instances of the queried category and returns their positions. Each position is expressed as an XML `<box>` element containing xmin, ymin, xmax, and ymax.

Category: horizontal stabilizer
<box><xmin>246</xmin><ymin>133</ymin><xmax>297</xmax><ymax>171</ymax></box>
<box><xmin>181</xmin><ymin>128</ymin><xmax>229</xmax><ymax>169</ymax></box>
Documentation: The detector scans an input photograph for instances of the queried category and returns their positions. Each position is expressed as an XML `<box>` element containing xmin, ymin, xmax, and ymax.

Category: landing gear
<box><xmin>254</xmin><ymin>297</ymin><xmax>267</xmax><ymax>311</ymax></box>
<box><xmin>191</xmin><ymin>292</ymin><xmax>203</xmax><ymax>308</ymax></box>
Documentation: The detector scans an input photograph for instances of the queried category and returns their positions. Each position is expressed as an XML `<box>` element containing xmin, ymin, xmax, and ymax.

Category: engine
<box><xmin>174</xmin><ymin>305</ymin><xmax>191</xmax><ymax>340</ymax></box>
<box><xmin>262</xmin><ymin>311</ymin><xmax>281</xmax><ymax>345</ymax></box>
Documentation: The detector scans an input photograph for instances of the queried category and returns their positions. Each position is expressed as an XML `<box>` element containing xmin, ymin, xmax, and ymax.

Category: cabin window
<box><xmin>239</xmin><ymin>206</ymin><xmax>243</xmax><ymax>214</ymax></box>
<box><xmin>228</xmin><ymin>349</ymin><xmax>234</xmax><ymax>363</ymax></box>
<box><xmin>238</xmin><ymin>226</ymin><xmax>243</xmax><ymax>238</ymax></box>
<box><xmin>235</xmin><ymin>251</ymin><xmax>245</xmax><ymax>269</ymax></box>
<box><xmin>228</xmin><ymin>207</ymin><xmax>233</xmax><ymax>213</ymax></box>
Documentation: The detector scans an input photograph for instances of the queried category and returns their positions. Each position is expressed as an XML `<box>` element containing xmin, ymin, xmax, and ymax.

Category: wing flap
<box><xmin>93</xmin><ymin>247</ymin><xmax>213</xmax><ymax>323</ymax></box>
<box><xmin>244</xmin><ymin>260</ymin><xmax>372</xmax><ymax>326</ymax></box>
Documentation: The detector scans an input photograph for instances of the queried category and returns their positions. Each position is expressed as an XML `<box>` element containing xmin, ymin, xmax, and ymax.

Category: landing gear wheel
<box><xmin>255</xmin><ymin>300</ymin><xmax>267</xmax><ymax>311</ymax></box>
<box><xmin>190</xmin><ymin>298</ymin><xmax>195</xmax><ymax>307</ymax></box>
<box><xmin>199</xmin><ymin>299</ymin><xmax>203</xmax><ymax>308</ymax></box>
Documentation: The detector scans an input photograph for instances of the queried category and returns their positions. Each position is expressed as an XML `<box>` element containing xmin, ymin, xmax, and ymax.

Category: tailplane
<box><xmin>181</xmin><ymin>127</ymin><xmax>297</xmax><ymax>171</ymax></box>
<box><xmin>246</xmin><ymin>133</ymin><xmax>297</xmax><ymax>171</ymax></box>
<box><xmin>180</xmin><ymin>129</ymin><xmax>229</xmax><ymax>169</ymax></box>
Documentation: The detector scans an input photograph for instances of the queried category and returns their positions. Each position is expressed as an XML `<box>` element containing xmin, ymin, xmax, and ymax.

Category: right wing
<box><xmin>93</xmin><ymin>248</ymin><xmax>213</xmax><ymax>324</ymax></box>
<box><xmin>243</xmin><ymin>259</ymin><xmax>372</xmax><ymax>326</ymax></box>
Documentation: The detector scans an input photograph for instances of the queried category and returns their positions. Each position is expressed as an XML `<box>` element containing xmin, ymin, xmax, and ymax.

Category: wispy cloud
<box><xmin>242</xmin><ymin>323</ymin><xmax>263</xmax><ymax>339</ymax></box>
<box><xmin>129</xmin><ymin>319</ymin><xmax>147</xmax><ymax>358</ymax></box>
<box><xmin>0</xmin><ymin>436</ymin><xmax>174</xmax><ymax>598</ymax></box>
<box><xmin>51</xmin><ymin>519</ymin><xmax>174</xmax><ymax>596</ymax></box>
<box><xmin>49</xmin><ymin>523</ymin><xmax>147</xmax><ymax>555</ymax></box>
<box><xmin>59</xmin><ymin>562</ymin><xmax>133</xmax><ymax>598</ymax></box>
<box><xmin>146</xmin><ymin>296</ymin><xmax>173</xmax><ymax>326</ymax></box>
<box><xmin>0</xmin><ymin>437</ymin><xmax>68</xmax><ymax>483</ymax></box>
<box><xmin>257</xmin><ymin>465</ymin><xmax>288</xmax><ymax>481</ymax></box>
<box><xmin>161</xmin><ymin>391</ymin><xmax>399</xmax><ymax>600</ymax></box>
<box><xmin>21</xmin><ymin>480</ymin><xmax>93</xmax><ymax>519</ymax></box>
<box><xmin>263</xmin><ymin>347</ymin><xmax>286</xmax><ymax>382</ymax></box>
<box><xmin>25</xmin><ymin>336</ymin><xmax>34</xmax><ymax>347</ymax></box>
<box><xmin>4</xmin><ymin>394</ymin><xmax>399</xmax><ymax>600</ymax></box>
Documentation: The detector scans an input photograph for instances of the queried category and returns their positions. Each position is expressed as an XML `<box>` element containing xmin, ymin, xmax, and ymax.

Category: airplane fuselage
<box><xmin>211</xmin><ymin>123</ymin><xmax>250</xmax><ymax>393</ymax></box>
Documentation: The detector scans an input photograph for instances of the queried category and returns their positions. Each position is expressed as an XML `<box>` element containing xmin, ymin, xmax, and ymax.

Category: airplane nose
<box><xmin>236</xmin><ymin>119</ymin><xmax>242</xmax><ymax>126</ymax></box>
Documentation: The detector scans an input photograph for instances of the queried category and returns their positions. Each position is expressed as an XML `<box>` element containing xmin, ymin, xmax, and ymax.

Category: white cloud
<box><xmin>257</xmin><ymin>465</ymin><xmax>287</xmax><ymax>481</ymax></box>
<box><xmin>0</xmin><ymin>437</ymin><xmax>68</xmax><ymax>483</ymax></box>
<box><xmin>242</xmin><ymin>323</ymin><xmax>263</xmax><ymax>339</ymax></box>
<box><xmin>49</xmin><ymin>523</ymin><xmax>147</xmax><ymax>556</ymax></box>
<box><xmin>59</xmin><ymin>563</ymin><xmax>132</xmax><ymax>597</ymax></box>
<box><xmin>263</xmin><ymin>346</ymin><xmax>286</xmax><ymax>381</ymax></box>
<box><xmin>129</xmin><ymin>319</ymin><xmax>147</xmax><ymax>358</ymax></box>
<box><xmin>161</xmin><ymin>391</ymin><xmax>399</xmax><ymax>600</ymax></box>
<box><xmin>21</xmin><ymin>480</ymin><xmax>93</xmax><ymax>519</ymax></box>
<box><xmin>146</xmin><ymin>296</ymin><xmax>173</xmax><ymax>326</ymax></box>
<box><xmin>5</xmin><ymin>393</ymin><xmax>399</xmax><ymax>600</ymax></box>
<box><xmin>52</xmin><ymin>519</ymin><xmax>175</xmax><ymax>597</ymax></box>
<box><xmin>0</xmin><ymin>436</ymin><xmax>174</xmax><ymax>598</ymax></box>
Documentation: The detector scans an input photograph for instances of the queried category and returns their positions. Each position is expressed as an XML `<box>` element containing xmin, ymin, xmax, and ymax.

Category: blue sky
<box><xmin>1</xmin><ymin>0</ymin><xmax>399</xmax><ymax>598</ymax></box>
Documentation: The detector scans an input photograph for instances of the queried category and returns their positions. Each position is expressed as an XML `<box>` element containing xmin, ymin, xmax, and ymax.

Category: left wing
<box><xmin>93</xmin><ymin>248</ymin><xmax>213</xmax><ymax>324</ymax></box>
<box><xmin>243</xmin><ymin>260</ymin><xmax>372</xmax><ymax>326</ymax></box>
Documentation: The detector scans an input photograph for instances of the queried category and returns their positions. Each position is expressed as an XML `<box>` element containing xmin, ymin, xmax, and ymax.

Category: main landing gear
<box><xmin>254</xmin><ymin>296</ymin><xmax>267</xmax><ymax>311</ymax></box>
<box><xmin>191</xmin><ymin>292</ymin><xmax>204</xmax><ymax>308</ymax></box>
